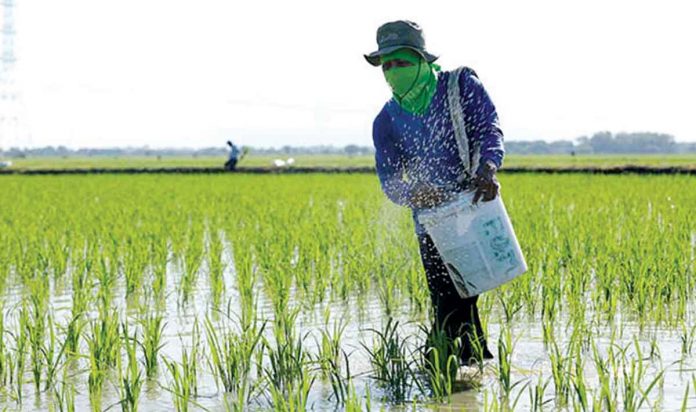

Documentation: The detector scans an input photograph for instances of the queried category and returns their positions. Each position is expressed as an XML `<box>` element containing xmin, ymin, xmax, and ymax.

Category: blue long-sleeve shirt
<box><xmin>372</xmin><ymin>67</ymin><xmax>505</xmax><ymax>232</ymax></box>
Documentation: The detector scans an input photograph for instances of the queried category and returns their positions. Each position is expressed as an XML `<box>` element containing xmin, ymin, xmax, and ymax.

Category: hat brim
<box><xmin>364</xmin><ymin>45</ymin><xmax>438</xmax><ymax>67</ymax></box>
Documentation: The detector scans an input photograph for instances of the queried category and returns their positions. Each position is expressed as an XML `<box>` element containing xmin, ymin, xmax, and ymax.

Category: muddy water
<box><xmin>1</xmin><ymin>243</ymin><xmax>694</xmax><ymax>411</ymax></box>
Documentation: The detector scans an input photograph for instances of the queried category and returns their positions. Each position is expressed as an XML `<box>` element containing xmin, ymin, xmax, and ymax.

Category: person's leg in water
<box><xmin>417</xmin><ymin>233</ymin><xmax>493</xmax><ymax>365</ymax></box>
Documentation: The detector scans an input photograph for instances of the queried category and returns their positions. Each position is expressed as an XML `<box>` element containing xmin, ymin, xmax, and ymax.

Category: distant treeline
<box><xmin>508</xmin><ymin>132</ymin><xmax>696</xmax><ymax>155</ymax></box>
<box><xmin>2</xmin><ymin>132</ymin><xmax>694</xmax><ymax>158</ymax></box>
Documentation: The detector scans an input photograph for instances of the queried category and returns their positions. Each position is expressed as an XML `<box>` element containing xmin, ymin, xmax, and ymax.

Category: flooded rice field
<box><xmin>0</xmin><ymin>173</ymin><xmax>695</xmax><ymax>411</ymax></box>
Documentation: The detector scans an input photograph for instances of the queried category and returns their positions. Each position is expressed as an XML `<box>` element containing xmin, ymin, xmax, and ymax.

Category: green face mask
<box><xmin>381</xmin><ymin>49</ymin><xmax>439</xmax><ymax>115</ymax></box>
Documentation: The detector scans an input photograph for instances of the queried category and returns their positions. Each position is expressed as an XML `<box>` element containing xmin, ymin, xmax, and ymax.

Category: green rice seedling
<box><xmin>344</xmin><ymin>382</ymin><xmax>372</xmax><ymax>412</ymax></box>
<box><xmin>498</xmin><ymin>294</ymin><xmax>523</xmax><ymax>324</ymax></box>
<box><xmin>70</xmin><ymin>257</ymin><xmax>90</xmax><ymax>316</ymax></box>
<box><xmin>48</xmin><ymin>239</ymin><xmax>70</xmax><ymax>281</ymax></box>
<box><xmin>149</xmin><ymin>236</ymin><xmax>169</xmax><ymax>299</ymax></box>
<box><xmin>483</xmin><ymin>387</ymin><xmax>502</xmax><ymax>411</ymax></box>
<box><xmin>570</xmin><ymin>345</ymin><xmax>588</xmax><ymax>411</ymax></box>
<box><xmin>207</xmin><ymin>228</ymin><xmax>225</xmax><ymax>308</ymax></box>
<box><xmin>362</xmin><ymin>317</ymin><xmax>411</xmax><ymax>402</ymax></box>
<box><xmin>51</xmin><ymin>379</ymin><xmax>76</xmax><ymax>412</ymax></box>
<box><xmin>264</xmin><ymin>309</ymin><xmax>311</xmax><ymax>398</ymax></box>
<box><xmin>163</xmin><ymin>358</ymin><xmax>193</xmax><ymax>412</ymax></box>
<box><xmin>117</xmin><ymin>322</ymin><xmax>143</xmax><ymax>412</ymax></box>
<box><xmin>12</xmin><ymin>306</ymin><xmax>29</xmax><ymax>405</ymax></box>
<box><xmin>0</xmin><ymin>309</ymin><xmax>18</xmax><ymax>399</ymax></box>
<box><xmin>180</xmin><ymin>229</ymin><xmax>204</xmax><ymax>304</ymax></box>
<box><xmin>468</xmin><ymin>324</ymin><xmax>488</xmax><ymax>375</ymax></box>
<box><xmin>86</xmin><ymin>309</ymin><xmax>120</xmax><ymax>398</ymax></box>
<box><xmin>268</xmin><ymin>370</ymin><xmax>314</xmax><ymax>412</ymax></box>
<box><xmin>62</xmin><ymin>312</ymin><xmax>85</xmax><ymax>360</ymax></box>
<box><xmin>205</xmin><ymin>315</ymin><xmax>264</xmax><ymax>399</ymax></box>
<box><xmin>376</xmin><ymin>267</ymin><xmax>401</xmax><ymax>317</ymax></box>
<box><xmin>42</xmin><ymin>315</ymin><xmax>69</xmax><ymax>391</ymax></box>
<box><xmin>314</xmin><ymin>310</ymin><xmax>347</xmax><ymax>380</ymax></box>
<box><xmin>137</xmin><ymin>312</ymin><xmax>165</xmax><ymax>379</ymax></box>
<box><xmin>18</xmin><ymin>304</ymin><xmax>38</xmax><ymax>392</ymax></box>
<box><xmin>96</xmin><ymin>254</ymin><xmax>117</xmax><ymax>306</ymax></box>
<box><xmin>159</xmin><ymin>319</ymin><xmax>202</xmax><ymax>412</ymax></box>
<box><xmin>546</xmin><ymin>329</ymin><xmax>573</xmax><ymax>407</ymax></box>
<box><xmin>591</xmin><ymin>340</ymin><xmax>617</xmax><ymax>411</ymax></box>
<box><xmin>680</xmin><ymin>320</ymin><xmax>696</xmax><ymax>358</ymax></box>
<box><xmin>414</xmin><ymin>321</ymin><xmax>462</xmax><ymax>403</ymax></box>
<box><xmin>620</xmin><ymin>340</ymin><xmax>664</xmax><ymax>411</ymax></box>
<box><xmin>257</xmin><ymin>252</ymin><xmax>293</xmax><ymax>320</ymax></box>
<box><xmin>0</xmin><ymin>306</ymin><xmax>11</xmax><ymax>388</ymax></box>
<box><xmin>647</xmin><ymin>333</ymin><xmax>661</xmax><ymax>361</ymax></box>
<box><xmin>497</xmin><ymin>322</ymin><xmax>521</xmax><ymax>399</ymax></box>
<box><xmin>188</xmin><ymin>320</ymin><xmax>201</xmax><ymax>398</ymax></box>
<box><xmin>230</xmin><ymin>250</ymin><xmax>258</xmax><ymax>333</ymax></box>
<box><xmin>122</xmin><ymin>238</ymin><xmax>148</xmax><ymax>297</ymax></box>
<box><xmin>528</xmin><ymin>374</ymin><xmax>551</xmax><ymax>412</ymax></box>
<box><xmin>324</xmin><ymin>350</ymin><xmax>352</xmax><ymax>405</ymax></box>
<box><xmin>23</xmin><ymin>279</ymin><xmax>50</xmax><ymax>392</ymax></box>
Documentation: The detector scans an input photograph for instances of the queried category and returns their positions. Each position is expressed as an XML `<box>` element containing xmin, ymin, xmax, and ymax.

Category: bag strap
<box><xmin>447</xmin><ymin>67</ymin><xmax>480</xmax><ymax>184</ymax></box>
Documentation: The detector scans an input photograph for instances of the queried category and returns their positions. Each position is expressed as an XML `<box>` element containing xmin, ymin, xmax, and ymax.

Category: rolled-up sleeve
<box><xmin>372</xmin><ymin>110</ymin><xmax>412</xmax><ymax>206</ymax></box>
<box><xmin>459</xmin><ymin>69</ymin><xmax>505</xmax><ymax>172</ymax></box>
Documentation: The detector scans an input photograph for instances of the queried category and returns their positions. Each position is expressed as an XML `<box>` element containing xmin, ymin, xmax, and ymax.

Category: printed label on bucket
<box><xmin>477</xmin><ymin>216</ymin><xmax>519</xmax><ymax>271</ymax></box>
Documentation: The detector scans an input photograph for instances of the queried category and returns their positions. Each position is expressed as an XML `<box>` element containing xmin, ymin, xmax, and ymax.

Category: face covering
<box><xmin>381</xmin><ymin>49</ymin><xmax>439</xmax><ymax>115</ymax></box>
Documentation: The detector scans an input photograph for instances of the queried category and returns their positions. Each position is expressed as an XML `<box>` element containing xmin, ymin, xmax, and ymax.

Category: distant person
<box><xmin>365</xmin><ymin>20</ymin><xmax>504</xmax><ymax>365</ymax></box>
<box><xmin>224</xmin><ymin>141</ymin><xmax>241</xmax><ymax>171</ymax></box>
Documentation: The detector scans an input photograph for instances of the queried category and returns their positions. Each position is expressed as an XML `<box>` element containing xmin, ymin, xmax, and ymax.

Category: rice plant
<box><xmin>415</xmin><ymin>321</ymin><xmax>462</xmax><ymax>403</ymax></box>
<box><xmin>497</xmin><ymin>322</ymin><xmax>517</xmax><ymax>399</ymax></box>
<box><xmin>138</xmin><ymin>312</ymin><xmax>165</xmax><ymax>379</ymax></box>
<box><xmin>207</xmin><ymin>227</ymin><xmax>226</xmax><ymax>308</ymax></box>
<box><xmin>163</xmin><ymin>326</ymin><xmax>201</xmax><ymax>412</ymax></box>
<box><xmin>117</xmin><ymin>322</ymin><xmax>143</xmax><ymax>412</ymax></box>
<box><xmin>362</xmin><ymin>317</ymin><xmax>412</xmax><ymax>402</ymax></box>
<box><xmin>314</xmin><ymin>311</ymin><xmax>348</xmax><ymax>380</ymax></box>
<box><xmin>205</xmin><ymin>315</ymin><xmax>264</xmax><ymax>399</ymax></box>
<box><xmin>264</xmin><ymin>309</ymin><xmax>311</xmax><ymax>398</ymax></box>
<box><xmin>86</xmin><ymin>309</ymin><xmax>120</xmax><ymax>399</ymax></box>
<box><xmin>42</xmin><ymin>315</ymin><xmax>69</xmax><ymax>391</ymax></box>
<box><xmin>51</xmin><ymin>378</ymin><xmax>76</xmax><ymax>412</ymax></box>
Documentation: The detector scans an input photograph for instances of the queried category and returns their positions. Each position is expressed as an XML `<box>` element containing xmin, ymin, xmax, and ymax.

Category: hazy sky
<box><xmin>5</xmin><ymin>0</ymin><xmax>696</xmax><ymax>148</ymax></box>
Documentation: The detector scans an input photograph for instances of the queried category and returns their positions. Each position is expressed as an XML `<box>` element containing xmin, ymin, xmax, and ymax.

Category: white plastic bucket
<box><xmin>417</xmin><ymin>191</ymin><xmax>527</xmax><ymax>298</ymax></box>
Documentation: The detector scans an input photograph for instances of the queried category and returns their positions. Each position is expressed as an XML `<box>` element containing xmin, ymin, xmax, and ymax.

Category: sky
<box><xmin>3</xmin><ymin>0</ymin><xmax>696</xmax><ymax>149</ymax></box>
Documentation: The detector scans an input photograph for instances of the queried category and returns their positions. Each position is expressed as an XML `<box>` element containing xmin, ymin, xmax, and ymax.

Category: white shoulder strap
<box><xmin>447</xmin><ymin>67</ymin><xmax>479</xmax><ymax>182</ymax></box>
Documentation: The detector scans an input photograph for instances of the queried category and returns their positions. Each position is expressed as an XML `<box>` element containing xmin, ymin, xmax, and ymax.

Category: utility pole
<box><xmin>1</xmin><ymin>0</ymin><xmax>18</xmax><ymax>155</ymax></box>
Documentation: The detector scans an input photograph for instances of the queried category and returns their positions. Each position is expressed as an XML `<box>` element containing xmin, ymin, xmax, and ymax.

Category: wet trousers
<box><xmin>417</xmin><ymin>232</ymin><xmax>491</xmax><ymax>357</ymax></box>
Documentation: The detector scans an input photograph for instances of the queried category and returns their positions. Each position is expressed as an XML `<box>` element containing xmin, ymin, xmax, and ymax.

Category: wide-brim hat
<box><xmin>364</xmin><ymin>20</ymin><xmax>439</xmax><ymax>67</ymax></box>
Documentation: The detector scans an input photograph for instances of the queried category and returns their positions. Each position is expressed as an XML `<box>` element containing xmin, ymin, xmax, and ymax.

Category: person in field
<box><xmin>365</xmin><ymin>20</ymin><xmax>504</xmax><ymax>365</ymax></box>
<box><xmin>224</xmin><ymin>140</ymin><xmax>241</xmax><ymax>171</ymax></box>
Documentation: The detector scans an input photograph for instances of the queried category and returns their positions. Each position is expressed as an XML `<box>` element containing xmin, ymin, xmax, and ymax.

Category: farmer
<box><xmin>365</xmin><ymin>20</ymin><xmax>504</xmax><ymax>364</ymax></box>
<box><xmin>224</xmin><ymin>140</ymin><xmax>241</xmax><ymax>171</ymax></box>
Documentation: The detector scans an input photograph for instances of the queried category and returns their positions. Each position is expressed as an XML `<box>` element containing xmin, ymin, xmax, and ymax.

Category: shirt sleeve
<box><xmin>372</xmin><ymin>109</ymin><xmax>413</xmax><ymax>207</ymax></box>
<box><xmin>458</xmin><ymin>69</ymin><xmax>505</xmax><ymax>172</ymax></box>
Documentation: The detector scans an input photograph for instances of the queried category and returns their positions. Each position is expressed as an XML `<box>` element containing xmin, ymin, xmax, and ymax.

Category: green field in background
<box><xmin>2</xmin><ymin>153</ymin><xmax>695</xmax><ymax>171</ymax></box>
